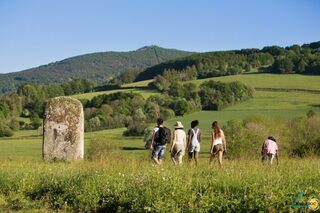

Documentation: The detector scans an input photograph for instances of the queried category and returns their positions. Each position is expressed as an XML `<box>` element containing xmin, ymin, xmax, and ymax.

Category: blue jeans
<box><xmin>152</xmin><ymin>144</ymin><xmax>166</xmax><ymax>160</ymax></box>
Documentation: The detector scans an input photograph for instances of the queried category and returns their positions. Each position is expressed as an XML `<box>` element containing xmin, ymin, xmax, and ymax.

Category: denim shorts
<box><xmin>152</xmin><ymin>144</ymin><xmax>166</xmax><ymax>160</ymax></box>
<box><xmin>189</xmin><ymin>141</ymin><xmax>200</xmax><ymax>153</ymax></box>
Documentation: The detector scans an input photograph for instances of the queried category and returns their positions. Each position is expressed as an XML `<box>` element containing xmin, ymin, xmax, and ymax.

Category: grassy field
<box><xmin>71</xmin><ymin>88</ymin><xmax>158</xmax><ymax>100</ymax></box>
<box><xmin>1</xmin><ymin>73</ymin><xmax>320</xmax><ymax>212</ymax></box>
<box><xmin>109</xmin><ymin>73</ymin><xmax>320</xmax><ymax>91</ymax></box>
<box><xmin>190</xmin><ymin>73</ymin><xmax>320</xmax><ymax>91</ymax></box>
<box><xmin>121</xmin><ymin>79</ymin><xmax>153</xmax><ymax>88</ymax></box>
<box><xmin>2</xmin><ymin>73</ymin><xmax>320</xmax><ymax>159</ymax></box>
<box><xmin>0</xmin><ymin>154</ymin><xmax>319</xmax><ymax>212</ymax></box>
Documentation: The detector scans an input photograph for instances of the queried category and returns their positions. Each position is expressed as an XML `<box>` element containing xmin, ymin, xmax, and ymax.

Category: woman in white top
<box><xmin>210</xmin><ymin>121</ymin><xmax>227</xmax><ymax>167</ymax></box>
<box><xmin>170</xmin><ymin>121</ymin><xmax>187</xmax><ymax>165</ymax></box>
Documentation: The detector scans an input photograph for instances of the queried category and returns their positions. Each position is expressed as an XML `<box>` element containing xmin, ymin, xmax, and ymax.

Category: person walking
<box><xmin>187</xmin><ymin>120</ymin><xmax>201</xmax><ymax>165</ymax></box>
<box><xmin>170</xmin><ymin>121</ymin><xmax>187</xmax><ymax>165</ymax></box>
<box><xmin>151</xmin><ymin>118</ymin><xmax>171</xmax><ymax>165</ymax></box>
<box><xmin>261</xmin><ymin>136</ymin><xmax>279</xmax><ymax>165</ymax></box>
<box><xmin>210</xmin><ymin>121</ymin><xmax>227</xmax><ymax>167</ymax></box>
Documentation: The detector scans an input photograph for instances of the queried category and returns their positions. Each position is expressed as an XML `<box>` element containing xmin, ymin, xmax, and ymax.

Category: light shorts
<box><xmin>152</xmin><ymin>144</ymin><xmax>166</xmax><ymax>160</ymax></box>
<box><xmin>171</xmin><ymin>144</ymin><xmax>185</xmax><ymax>158</ymax></box>
<box><xmin>189</xmin><ymin>141</ymin><xmax>200</xmax><ymax>153</ymax></box>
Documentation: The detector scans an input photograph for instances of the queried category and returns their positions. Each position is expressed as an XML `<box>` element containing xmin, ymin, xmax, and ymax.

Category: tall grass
<box><xmin>0</xmin><ymin>155</ymin><xmax>319</xmax><ymax>212</ymax></box>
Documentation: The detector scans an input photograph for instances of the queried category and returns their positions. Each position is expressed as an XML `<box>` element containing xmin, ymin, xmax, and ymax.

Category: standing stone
<box><xmin>43</xmin><ymin>97</ymin><xmax>84</xmax><ymax>160</ymax></box>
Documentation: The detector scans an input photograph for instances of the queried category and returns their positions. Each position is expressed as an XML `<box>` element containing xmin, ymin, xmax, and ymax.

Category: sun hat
<box><xmin>174</xmin><ymin>121</ymin><xmax>184</xmax><ymax>128</ymax></box>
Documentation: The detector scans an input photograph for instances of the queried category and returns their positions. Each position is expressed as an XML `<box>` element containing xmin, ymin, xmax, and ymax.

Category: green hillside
<box><xmin>136</xmin><ymin>41</ymin><xmax>320</xmax><ymax>81</ymax></box>
<box><xmin>73</xmin><ymin>73</ymin><xmax>320</xmax><ymax>134</ymax></box>
<box><xmin>0</xmin><ymin>46</ymin><xmax>194</xmax><ymax>94</ymax></box>
<box><xmin>190</xmin><ymin>73</ymin><xmax>320</xmax><ymax>91</ymax></box>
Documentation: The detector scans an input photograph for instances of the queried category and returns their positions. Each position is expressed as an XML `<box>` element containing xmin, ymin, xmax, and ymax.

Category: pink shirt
<box><xmin>266</xmin><ymin>140</ymin><xmax>278</xmax><ymax>155</ymax></box>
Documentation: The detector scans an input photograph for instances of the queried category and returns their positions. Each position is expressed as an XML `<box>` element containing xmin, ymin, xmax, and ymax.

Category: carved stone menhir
<box><xmin>43</xmin><ymin>97</ymin><xmax>84</xmax><ymax>160</ymax></box>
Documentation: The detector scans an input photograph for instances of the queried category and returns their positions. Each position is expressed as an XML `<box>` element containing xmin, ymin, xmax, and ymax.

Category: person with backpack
<box><xmin>210</xmin><ymin>121</ymin><xmax>227</xmax><ymax>167</ymax></box>
<box><xmin>170</xmin><ymin>121</ymin><xmax>187</xmax><ymax>165</ymax></box>
<box><xmin>187</xmin><ymin>120</ymin><xmax>201</xmax><ymax>165</ymax></box>
<box><xmin>151</xmin><ymin>118</ymin><xmax>171</xmax><ymax>165</ymax></box>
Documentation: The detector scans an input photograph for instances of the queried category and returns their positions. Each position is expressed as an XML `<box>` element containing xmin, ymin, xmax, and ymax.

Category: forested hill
<box><xmin>0</xmin><ymin>46</ymin><xmax>194</xmax><ymax>94</ymax></box>
<box><xmin>135</xmin><ymin>41</ymin><xmax>320</xmax><ymax>81</ymax></box>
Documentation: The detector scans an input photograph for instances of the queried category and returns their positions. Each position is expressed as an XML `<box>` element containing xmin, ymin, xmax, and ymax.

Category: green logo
<box><xmin>291</xmin><ymin>192</ymin><xmax>319</xmax><ymax>211</ymax></box>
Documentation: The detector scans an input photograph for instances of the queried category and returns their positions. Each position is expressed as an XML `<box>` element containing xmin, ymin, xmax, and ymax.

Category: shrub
<box><xmin>0</xmin><ymin>123</ymin><xmax>13</xmax><ymax>137</ymax></box>
<box><xmin>160</xmin><ymin>108</ymin><xmax>175</xmax><ymax>120</ymax></box>
<box><xmin>123</xmin><ymin>122</ymin><xmax>148</xmax><ymax>136</ymax></box>
<box><xmin>143</xmin><ymin>127</ymin><xmax>154</xmax><ymax>149</ymax></box>
<box><xmin>86</xmin><ymin>137</ymin><xmax>120</xmax><ymax>161</ymax></box>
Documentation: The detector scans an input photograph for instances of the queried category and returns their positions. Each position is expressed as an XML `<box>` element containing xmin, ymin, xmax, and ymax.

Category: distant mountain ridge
<box><xmin>0</xmin><ymin>46</ymin><xmax>194</xmax><ymax>94</ymax></box>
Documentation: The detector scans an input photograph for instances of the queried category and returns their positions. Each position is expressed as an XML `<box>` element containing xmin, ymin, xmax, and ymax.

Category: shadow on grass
<box><xmin>122</xmin><ymin>147</ymin><xmax>145</xmax><ymax>151</ymax></box>
<box><xmin>310</xmin><ymin>104</ymin><xmax>320</xmax><ymax>108</ymax></box>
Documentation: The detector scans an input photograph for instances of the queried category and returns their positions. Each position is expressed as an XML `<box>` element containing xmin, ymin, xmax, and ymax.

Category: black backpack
<box><xmin>155</xmin><ymin>127</ymin><xmax>171</xmax><ymax>145</ymax></box>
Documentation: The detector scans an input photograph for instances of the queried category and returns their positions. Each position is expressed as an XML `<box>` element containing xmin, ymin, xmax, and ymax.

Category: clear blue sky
<box><xmin>0</xmin><ymin>0</ymin><xmax>319</xmax><ymax>73</ymax></box>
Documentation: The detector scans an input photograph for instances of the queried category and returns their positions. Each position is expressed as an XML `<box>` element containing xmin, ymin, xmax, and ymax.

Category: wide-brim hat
<box><xmin>174</xmin><ymin>121</ymin><xmax>184</xmax><ymax>128</ymax></box>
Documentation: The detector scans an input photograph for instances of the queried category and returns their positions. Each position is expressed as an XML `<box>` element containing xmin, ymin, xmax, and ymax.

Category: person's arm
<box><xmin>198</xmin><ymin>130</ymin><xmax>201</xmax><ymax>143</ymax></box>
<box><xmin>151</xmin><ymin>130</ymin><xmax>156</xmax><ymax>150</ymax></box>
<box><xmin>183</xmin><ymin>132</ymin><xmax>187</xmax><ymax>148</ymax></box>
<box><xmin>210</xmin><ymin>132</ymin><xmax>214</xmax><ymax>154</ymax></box>
<box><xmin>171</xmin><ymin>130</ymin><xmax>176</xmax><ymax>152</ymax></box>
<box><xmin>187</xmin><ymin>129</ymin><xmax>192</xmax><ymax>150</ymax></box>
<box><xmin>222</xmin><ymin>130</ymin><xmax>227</xmax><ymax>152</ymax></box>
<box><xmin>276</xmin><ymin>145</ymin><xmax>279</xmax><ymax>165</ymax></box>
<box><xmin>261</xmin><ymin>141</ymin><xmax>265</xmax><ymax>154</ymax></box>
<box><xmin>187</xmin><ymin>134</ymin><xmax>192</xmax><ymax>150</ymax></box>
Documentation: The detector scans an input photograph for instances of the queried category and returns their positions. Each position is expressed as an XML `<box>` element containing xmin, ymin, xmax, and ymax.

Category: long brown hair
<box><xmin>212</xmin><ymin>121</ymin><xmax>221</xmax><ymax>139</ymax></box>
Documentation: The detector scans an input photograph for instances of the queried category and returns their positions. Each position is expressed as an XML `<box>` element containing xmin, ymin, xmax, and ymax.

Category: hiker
<box><xmin>210</xmin><ymin>121</ymin><xmax>227</xmax><ymax>167</ymax></box>
<box><xmin>170</xmin><ymin>121</ymin><xmax>186</xmax><ymax>165</ymax></box>
<box><xmin>187</xmin><ymin>120</ymin><xmax>201</xmax><ymax>165</ymax></box>
<box><xmin>151</xmin><ymin>118</ymin><xmax>171</xmax><ymax>165</ymax></box>
<box><xmin>261</xmin><ymin>136</ymin><xmax>279</xmax><ymax>165</ymax></box>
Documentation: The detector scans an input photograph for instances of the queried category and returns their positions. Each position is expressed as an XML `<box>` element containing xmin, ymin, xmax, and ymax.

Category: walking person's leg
<box><xmin>152</xmin><ymin>145</ymin><xmax>161</xmax><ymax>165</ymax></box>
<box><xmin>178</xmin><ymin>154</ymin><xmax>183</xmax><ymax>164</ymax></box>
<box><xmin>188</xmin><ymin>152</ymin><xmax>193</xmax><ymax>163</ymax></box>
<box><xmin>158</xmin><ymin>145</ymin><xmax>166</xmax><ymax>165</ymax></box>
<box><xmin>171</xmin><ymin>145</ymin><xmax>177</xmax><ymax>165</ymax></box>
<box><xmin>218</xmin><ymin>150</ymin><xmax>223</xmax><ymax>167</ymax></box>
<box><xmin>209</xmin><ymin>153</ymin><xmax>215</xmax><ymax>165</ymax></box>
<box><xmin>194</xmin><ymin>151</ymin><xmax>199</xmax><ymax>165</ymax></box>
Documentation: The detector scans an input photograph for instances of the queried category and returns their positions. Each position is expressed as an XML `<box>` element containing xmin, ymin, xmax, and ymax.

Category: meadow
<box><xmin>0</xmin><ymin>148</ymin><xmax>320</xmax><ymax>212</ymax></box>
<box><xmin>190</xmin><ymin>73</ymin><xmax>320</xmax><ymax>91</ymax></box>
<box><xmin>0</xmin><ymin>73</ymin><xmax>320</xmax><ymax>212</ymax></box>
<box><xmin>71</xmin><ymin>88</ymin><xmax>158</xmax><ymax>100</ymax></box>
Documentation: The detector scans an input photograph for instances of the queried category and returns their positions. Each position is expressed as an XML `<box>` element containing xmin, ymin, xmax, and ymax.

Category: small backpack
<box><xmin>155</xmin><ymin>127</ymin><xmax>171</xmax><ymax>145</ymax></box>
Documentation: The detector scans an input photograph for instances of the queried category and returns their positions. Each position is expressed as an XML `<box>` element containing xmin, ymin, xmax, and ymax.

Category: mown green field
<box><xmin>71</xmin><ymin>88</ymin><xmax>158</xmax><ymax>100</ymax></box>
<box><xmin>1</xmin><ymin>73</ymin><xmax>320</xmax><ymax>212</ymax></box>
<box><xmin>111</xmin><ymin>73</ymin><xmax>320</xmax><ymax>91</ymax></box>
<box><xmin>190</xmin><ymin>73</ymin><xmax>320</xmax><ymax>91</ymax></box>
<box><xmin>121</xmin><ymin>79</ymin><xmax>153</xmax><ymax>88</ymax></box>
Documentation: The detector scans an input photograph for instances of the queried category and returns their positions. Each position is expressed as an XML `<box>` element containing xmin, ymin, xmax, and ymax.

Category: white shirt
<box><xmin>173</xmin><ymin>129</ymin><xmax>186</xmax><ymax>145</ymax></box>
<box><xmin>213</xmin><ymin>130</ymin><xmax>223</xmax><ymax>146</ymax></box>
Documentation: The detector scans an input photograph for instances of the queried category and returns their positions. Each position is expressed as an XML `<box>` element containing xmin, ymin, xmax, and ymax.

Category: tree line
<box><xmin>135</xmin><ymin>41</ymin><xmax>320</xmax><ymax>82</ymax></box>
<box><xmin>0</xmin><ymin>79</ymin><xmax>96</xmax><ymax>136</ymax></box>
<box><xmin>81</xmin><ymin>80</ymin><xmax>253</xmax><ymax>135</ymax></box>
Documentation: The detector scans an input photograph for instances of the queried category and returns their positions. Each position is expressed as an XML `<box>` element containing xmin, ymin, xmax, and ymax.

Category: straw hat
<box><xmin>174</xmin><ymin>121</ymin><xmax>184</xmax><ymax>128</ymax></box>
